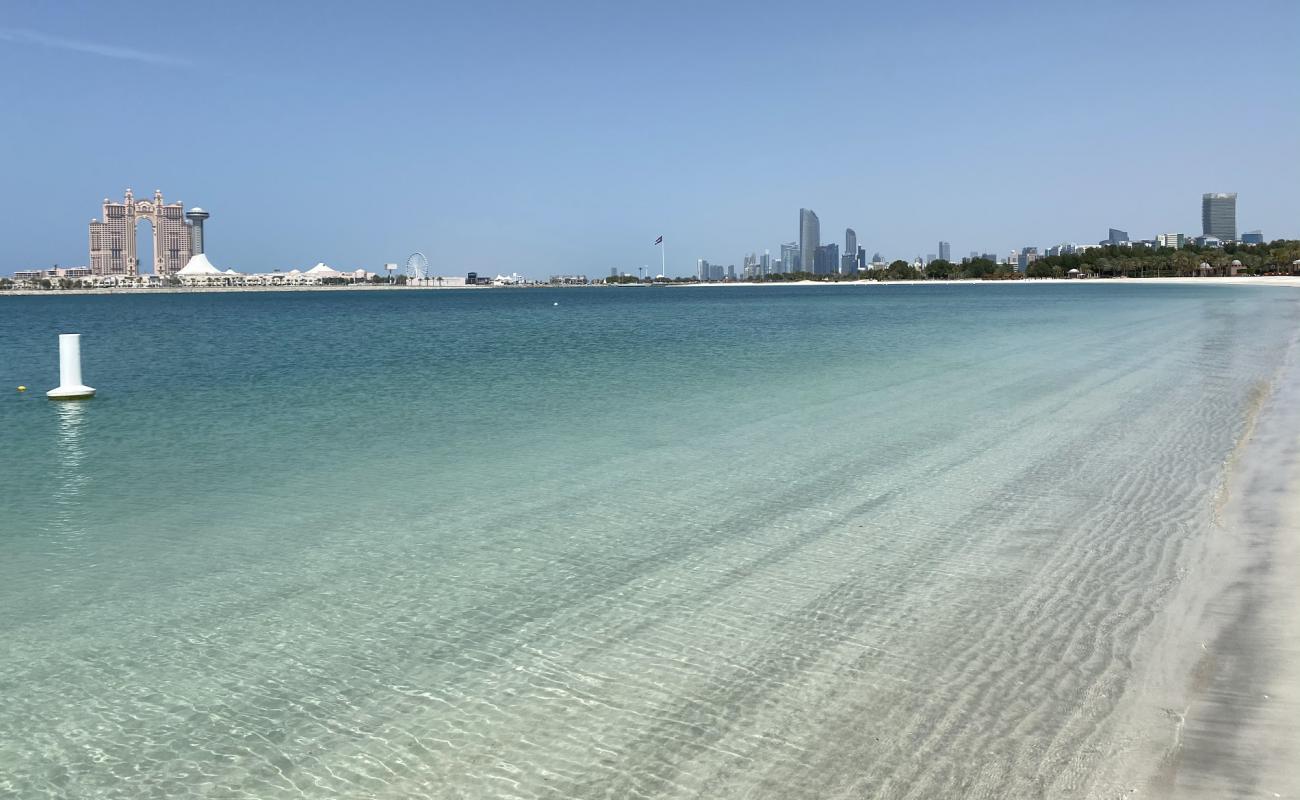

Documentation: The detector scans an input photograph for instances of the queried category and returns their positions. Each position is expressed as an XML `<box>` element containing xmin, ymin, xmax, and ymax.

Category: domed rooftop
<box><xmin>188</xmin><ymin>207</ymin><xmax>206</xmax><ymax>213</ymax></box>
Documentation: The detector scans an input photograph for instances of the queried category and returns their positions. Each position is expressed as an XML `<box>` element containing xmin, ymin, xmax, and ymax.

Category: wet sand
<box><xmin>1103</xmin><ymin>335</ymin><xmax>1300</xmax><ymax>798</ymax></box>
<box><xmin>1157</xmin><ymin>351</ymin><xmax>1300</xmax><ymax>798</ymax></box>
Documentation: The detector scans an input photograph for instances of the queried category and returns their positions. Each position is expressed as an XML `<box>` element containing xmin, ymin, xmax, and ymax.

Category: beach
<box><xmin>1105</xmin><ymin>335</ymin><xmax>1300</xmax><ymax>798</ymax></box>
<box><xmin>1</xmin><ymin>283</ymin><xmax>1297</xmax><ymax>798</ymax></box>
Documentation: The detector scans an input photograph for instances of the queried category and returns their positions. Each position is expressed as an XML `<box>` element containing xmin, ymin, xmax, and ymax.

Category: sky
<box><xmin>1</xmin><ymin>0</ymin><xmax>1297</xmax><ymax>278</ymax></box>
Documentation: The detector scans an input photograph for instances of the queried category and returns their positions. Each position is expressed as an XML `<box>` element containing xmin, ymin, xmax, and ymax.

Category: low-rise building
<box><xmin>13</xmin><ymin>266</ymin><xmax>92</xmax><ymax>281</ymax></box>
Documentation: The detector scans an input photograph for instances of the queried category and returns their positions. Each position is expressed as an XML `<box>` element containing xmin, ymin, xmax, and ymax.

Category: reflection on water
<box><xmin>49</xmin><ymin>401</ymin><xmax>89</xmax><ymax>544</ymax></box>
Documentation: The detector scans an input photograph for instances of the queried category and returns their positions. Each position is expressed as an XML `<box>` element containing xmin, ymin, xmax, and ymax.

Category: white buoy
<box><xmin>47</xmin><ymin>333</ymin><xmax>95</xmax><ymax>400</ymax></box>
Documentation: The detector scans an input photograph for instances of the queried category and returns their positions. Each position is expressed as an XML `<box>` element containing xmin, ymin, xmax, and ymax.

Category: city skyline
<box><xmin>685</xmin><ymin>190</ymin><xmax>1268</xmax><ymax>279</ymax></box>
<box><xmin>0</xmin><ymin>1</ymin><xmax>1297</xmax><ymax>278</ymax></box>
<box><xmin>5</xmin><ymin>187</ymin><xmax>1288</xmax><ymax>280</ymax></box>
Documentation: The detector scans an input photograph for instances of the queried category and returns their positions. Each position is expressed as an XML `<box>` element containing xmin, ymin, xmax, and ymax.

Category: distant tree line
<box><xmin>1022</xmin><ymin>241</ymin><xmax>1300</xmax><ymax>278</ymax></box>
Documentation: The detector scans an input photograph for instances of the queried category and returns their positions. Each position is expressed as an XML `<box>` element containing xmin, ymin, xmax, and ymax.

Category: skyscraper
<box><xmin>814</xmin><ymin>243</ymin><xmax>838</xmax><ymax>275</ymax></box>
<box><xmin>938</xmin><ymin>241</ymin><xmax>951</xmax><ymax>262</ymax></box>
<box><xmin>845</xmin><ymin>228</ymin><xmax>857</xmax><ymax>261</ymax></box>
<box><xmin>780</xmin><ymin>241</ymin><xmax>799</xmax><ymax>273</ymax></box>
<box><xmin>1202</xmin><ymin>192</ymin><xmax>1238</xmax><ymax>241</ymax></box>
<box><xmin>89</xmin><ymin>188</ymin><xmax>193</xmax><ymax>276</ymax></box>
<box><xmin>800</xmin><ymin>209</ymin><xmax>820</xmax><ymax>277</ymax></box>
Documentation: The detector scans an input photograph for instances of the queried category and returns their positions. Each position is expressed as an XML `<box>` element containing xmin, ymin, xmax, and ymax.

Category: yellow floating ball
<box><xmin>17</xmin><ymin>386</ymin><xmax>26</xmax><ymax>392</ymax></box>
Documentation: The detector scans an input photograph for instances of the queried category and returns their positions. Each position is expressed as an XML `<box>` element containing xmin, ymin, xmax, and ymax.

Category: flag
<box><xmin>654</xmin><ymin>236</ymin><xmax>663</xmax><ymax>245</ymax></box>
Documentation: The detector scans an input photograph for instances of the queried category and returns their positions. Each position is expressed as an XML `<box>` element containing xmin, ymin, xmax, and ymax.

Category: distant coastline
<box><xmin>679</xmin><ymin>275</ymin><xmax>1300</xmax><ymax>288</ymax></box>
<box><xmin>7</xmin><ymin>275</ymin><xmax>1300</xmax><ymax>297</ymax></box>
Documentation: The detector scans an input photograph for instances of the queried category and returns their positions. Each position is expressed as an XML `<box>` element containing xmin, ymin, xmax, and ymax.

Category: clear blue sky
<box><xmin>2</xmin><ymin>0</ymin><xmax>1296</xmax><ymax>278</ymax></box>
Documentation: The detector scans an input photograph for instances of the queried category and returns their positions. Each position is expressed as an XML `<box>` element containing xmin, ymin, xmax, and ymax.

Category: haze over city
<box><xmin>1</xmin><ymin>0</ymin><xmax>1297</xmax><ymax>278</ymax></box>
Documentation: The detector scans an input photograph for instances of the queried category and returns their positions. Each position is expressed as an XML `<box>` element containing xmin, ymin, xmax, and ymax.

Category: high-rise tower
<box><xmin>780</xmin><ymin>241</ymin><xmax>799</xmax><ymax>273</ymax></box>
<box><xmin>1202</xmin><ymin>193</ymin><xmax>1237</xmax><ymax>241</ymax></box>
<box><xmin>799</xmin><ymin>209</ymin><xmax>820</xmax><ymax>277</ymax></box>
<box><xmin>845</xmin><ymin>228</ymin><xmax>857</xmax><ymax>261</ymax></box>
<box><xmin>89</xmin><ymin>188</ymin><xmax>191</xmax><ymax>276</ymax></box>
<box><xmin>815</xmin><ymin>243</ymin><xmax>839</xmax><ymax>275</ymax></box>
<box><xmin>185</xmin><ymin>207</ymin><xmax>210</xmax><ymax>254</ymax></box>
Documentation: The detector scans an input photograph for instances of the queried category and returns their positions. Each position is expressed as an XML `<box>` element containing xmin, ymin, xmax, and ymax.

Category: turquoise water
<box><xmin>1</xmin><ymin>285</ymin><xmax>1296</xmax><ymax>798</ymax></box>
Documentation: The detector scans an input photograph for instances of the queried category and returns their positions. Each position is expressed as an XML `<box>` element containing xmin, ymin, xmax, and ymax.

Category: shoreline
<box><xmin>677</xmin><ymin>276</ymin><xmax>1300</xmax><ymax>289</ymax></box>
<box><xmin>0</xmin><ymin>283</ymin><xmax>492</xmax><ymax>296</ymax></box>
<box><xmin>1102</xmin><ymin>319</ymin><xmax>1300</xmax><ymax>797</ymax></box>
<box><xmin>1156</xmin><ymin>334</ymin><xmax>1300</xmax><ymax>797</ymax></box>
<box><xmin>6</xmin><ymin>275</ymin><xmax>1300</xmax><ymax>297</ymax></box>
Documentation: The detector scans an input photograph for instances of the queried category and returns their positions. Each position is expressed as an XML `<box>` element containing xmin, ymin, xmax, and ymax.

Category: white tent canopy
<box><xmin>177</xmin><ymin>253</ymin><xmax>223</xmax><ymax>275</ymax></box>
<box><xmin>166</xmin><ymin>257</ymin><xmax>377</xmax><ymax>287</ymax></box>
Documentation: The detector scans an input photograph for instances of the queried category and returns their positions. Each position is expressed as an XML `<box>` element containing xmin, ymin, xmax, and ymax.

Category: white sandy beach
<box><xmin>1097</xmin><ymin>334</ymin><xmax>1300</xmax><ymax>798</ymax></box>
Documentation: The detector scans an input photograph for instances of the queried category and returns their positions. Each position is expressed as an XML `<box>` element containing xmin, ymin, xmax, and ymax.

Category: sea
<box><xmin>1</xmin><ymin>284</ymin><xmax>1296</xmax><ymax>799</ymax></box>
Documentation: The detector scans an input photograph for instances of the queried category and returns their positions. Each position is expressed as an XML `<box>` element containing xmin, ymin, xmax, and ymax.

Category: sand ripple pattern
<box><xmin>1</xmin><ymin>285</ymin><xmax>1296</xmax><ymax>798</ymax></box>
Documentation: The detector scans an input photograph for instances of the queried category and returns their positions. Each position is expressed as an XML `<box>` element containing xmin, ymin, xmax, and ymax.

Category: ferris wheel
<box><xmin>406</xmin><ymin>251</ymin><xmax>429</xmax><ymax>281</ymax></box>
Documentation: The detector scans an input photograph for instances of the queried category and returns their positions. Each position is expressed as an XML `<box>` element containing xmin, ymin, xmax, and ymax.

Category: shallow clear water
<box><xmin>1</xmin><ymin>285</ymin><xmax>1296</xmax><ymax>798</ymax></box>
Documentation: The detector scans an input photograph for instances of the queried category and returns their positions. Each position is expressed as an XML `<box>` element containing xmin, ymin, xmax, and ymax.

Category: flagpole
<box><xmin>661</xmin><ymin>239</ymin><xmax>666</xmax><ymax>279</ymax></box>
